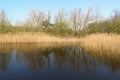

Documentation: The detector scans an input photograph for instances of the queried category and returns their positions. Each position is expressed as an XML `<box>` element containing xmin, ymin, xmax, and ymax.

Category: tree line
<box><xmin>0</xmin><ymin>8</ymin><xmax>120</xmax><ymax>36</ymax></box>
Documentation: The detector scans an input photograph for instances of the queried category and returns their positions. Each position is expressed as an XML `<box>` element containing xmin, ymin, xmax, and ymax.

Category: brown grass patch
<box><xmin>0</xmin><ymin>32</ymin><xmax>81</xmax><ymax>43</ymax></box>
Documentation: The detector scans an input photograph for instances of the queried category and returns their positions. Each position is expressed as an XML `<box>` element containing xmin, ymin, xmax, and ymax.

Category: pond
<box><xmin>0</xmin><ymin>44</ymin><xmax>120</xmax><ymax>80</ymax></box>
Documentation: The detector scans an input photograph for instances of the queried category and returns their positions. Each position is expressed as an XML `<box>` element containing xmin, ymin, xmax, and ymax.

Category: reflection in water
<box><xmin>0</xmin><ymin>44</ymin><xmax>120</xmax><ymax>80</ymax></box>
<box><xmin>0</xmin><ymin>51</ymin><xmax>11</xmax><ymax>72</ymax></box>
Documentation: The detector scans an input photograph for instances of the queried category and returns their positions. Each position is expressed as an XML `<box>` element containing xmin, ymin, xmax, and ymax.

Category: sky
<box><xmin>0</xmin><ymin>0</ymin><xmax>120</xmax><ymax>24</ymax></box>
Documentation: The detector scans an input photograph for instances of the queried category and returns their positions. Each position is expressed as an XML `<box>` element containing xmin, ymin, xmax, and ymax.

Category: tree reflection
<box><xmin>0</xmin><ymin>50</ymin><xmax>12</xmax><ymax>72</ymax></box>
<box><xmin>0</xmin><ymin>44</ymin><xmax>120</xmax><ymax>73</ymax></box>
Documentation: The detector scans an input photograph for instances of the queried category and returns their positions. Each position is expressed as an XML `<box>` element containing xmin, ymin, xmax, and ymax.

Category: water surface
<box><xmin>0</xmin><ymin>44</ymin><xmax>120</xmax><ymax>80</ymax></box>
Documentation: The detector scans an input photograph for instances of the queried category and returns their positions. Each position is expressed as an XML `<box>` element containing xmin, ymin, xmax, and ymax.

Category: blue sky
<box><xmin>0</xmin><ymin>0</ymin><xmax>120</xmax><ymax>24</ymax></box>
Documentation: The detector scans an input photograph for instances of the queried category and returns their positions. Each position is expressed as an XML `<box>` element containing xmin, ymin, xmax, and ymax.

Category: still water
<box><xmin>0</xmin><ymin>44</ymin><xmax>120</xmax><ymax>80</ymax></box>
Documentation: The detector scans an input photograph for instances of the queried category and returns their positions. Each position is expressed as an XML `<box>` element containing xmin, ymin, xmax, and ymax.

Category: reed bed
<box><xmin>80</xmin><ymin>33</ymin><xmax>120</xmax><ymax>57</ymax></box>
<box><xmin>80</xmin><ymin>33</ymin><xmax>120</xmax><ymax>69</ymax></box>
<box><xmin>0</xmin><ymin>32</ymin><xmax>120</xmax><ymax>56</ymax></box>
<box><xmin>0</xmin><ymin>32</ymin><xmax>81</xmax><ymax>43</ymax></box>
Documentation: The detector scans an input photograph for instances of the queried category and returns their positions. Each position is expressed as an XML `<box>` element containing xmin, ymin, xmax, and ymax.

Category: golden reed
<box><xmin>80</xmin><ymin>33</ymin><xmax>120</xmax><ymax>57</ymax></box>
<box><xmin>0</xmin><ymin>32</ymin><xmax>81</xmax><ymax>43</ymax></box>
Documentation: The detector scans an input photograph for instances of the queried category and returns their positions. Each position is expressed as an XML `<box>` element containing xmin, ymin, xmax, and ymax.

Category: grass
<box><xmin>0</xmin><ymin>32</ymin><xmax>81</xmax><ymax>43</ymax></box>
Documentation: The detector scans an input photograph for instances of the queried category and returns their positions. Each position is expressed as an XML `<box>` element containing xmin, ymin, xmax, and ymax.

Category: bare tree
<box><xmin>70</xmin><ymin>8</ymin><xmax>83</xmax><ymax>32</ymax></box>
<box><xmin>112</xmin><ymin>9</ymin><xmax>120</xmax><ymax>22</ymax></box>
<box><xmin>55</xmin><ymin>9</ymin><xmax>66</xmax><ymax>23</ymax></box>
<box><xmin>25</xmin><ymin>10</ymin><xmax>45</xmax><ymax>27</ymax></box>
<box><xmin>0</xmin><ymin>10</ymin><xmax>11</xmax><ymax>27</ymax></box>
<box><xmin>82</xmin><ymin>7</ymin><xmax>102</xmax><ymax>30</ymax></box>
<box><xmin>42</xmin><ymin>11</ymin><xmax>51</xmax><ymax>28</ymax></box>
<box><xmin>70</xmin><ymin>8</ymin><xmax>97</xmax><ymax>31</ymax></box>
<box><xmin>83</xmin><ymin>8</ymin><xmax>93</xmax><ymax>29</ymax></box>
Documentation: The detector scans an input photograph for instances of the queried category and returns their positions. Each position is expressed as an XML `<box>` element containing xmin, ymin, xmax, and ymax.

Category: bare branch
<box><xmin>25</xmin><ymin>10</ymin><xmax>45</xmax><ymax>27</ymax></box>
<box><xmin>55</xmin><ymin>9</ymin><xmax>66</xmax><ymax>23</ymax></box>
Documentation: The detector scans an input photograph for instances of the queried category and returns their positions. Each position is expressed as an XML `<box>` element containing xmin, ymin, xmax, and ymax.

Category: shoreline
<box><xmin>0</xmin><ymin>32</ymin><xmax>119</xmax><ymax>55</ymax></box>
